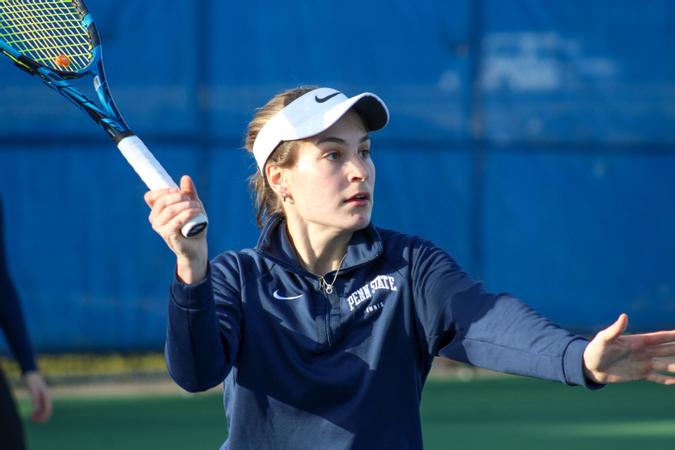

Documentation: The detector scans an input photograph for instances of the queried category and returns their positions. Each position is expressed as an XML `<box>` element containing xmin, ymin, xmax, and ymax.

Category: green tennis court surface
<box><xmin>20</xmin><ymin>377</ymin><xmax>675</xmax><ymax>450</ymax></box>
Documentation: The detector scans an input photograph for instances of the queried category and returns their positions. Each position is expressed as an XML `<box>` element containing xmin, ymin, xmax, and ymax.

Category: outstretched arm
<box><xmin>583</xmin><ymin>313</ymin><xmax>675</xmax><ymax>385</ymax></box>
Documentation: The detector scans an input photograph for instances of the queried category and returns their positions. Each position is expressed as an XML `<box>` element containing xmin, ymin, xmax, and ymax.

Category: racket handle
<box><xmin>117</xmin><ymin>135</ymin><xmax>208</xmax><ymax>238</ymax></box>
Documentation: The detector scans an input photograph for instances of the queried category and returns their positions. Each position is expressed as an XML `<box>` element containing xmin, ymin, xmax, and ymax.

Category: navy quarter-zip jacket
<box><xmin>166</xmin><ymin>215</ymin><xmax>595</xmax><ymax>449</ymax></box>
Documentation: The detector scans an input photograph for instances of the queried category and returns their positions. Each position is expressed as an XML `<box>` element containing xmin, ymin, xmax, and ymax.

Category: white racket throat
<box><xmin>116</xmin><ymin>135</ymin><xmax>208</xmax><ymax>238</ymax></box>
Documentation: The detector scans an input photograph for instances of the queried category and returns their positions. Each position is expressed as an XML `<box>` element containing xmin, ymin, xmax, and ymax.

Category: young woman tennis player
<box><xmin>145</xmin><ymin>87</ymin><xmax>675</xmax><ymax>450</ymax></box>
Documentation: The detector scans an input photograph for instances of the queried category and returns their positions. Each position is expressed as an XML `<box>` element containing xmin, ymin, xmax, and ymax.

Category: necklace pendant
<box><xmin>320</xmin><ymin>253</ymin><xmax>346</xmax><ymax>296</ymax></box>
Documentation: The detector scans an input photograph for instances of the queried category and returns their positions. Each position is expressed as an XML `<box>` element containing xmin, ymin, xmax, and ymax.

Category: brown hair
<box><xmin>244</xmin><ymin>86</ymin><xmax>318</xmax><ymax>227</ymax></box>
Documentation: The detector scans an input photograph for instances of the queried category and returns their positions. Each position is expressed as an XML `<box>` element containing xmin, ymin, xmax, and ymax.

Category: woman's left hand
<box><xmin>583</xmin><ymin>313</ymin><xmax>675</xmax><ymax>385</ymax></box>
<box><xmin>24</xmin><ymin>371</ymin><xmax>52</xmax><ymax>422</ymax></box>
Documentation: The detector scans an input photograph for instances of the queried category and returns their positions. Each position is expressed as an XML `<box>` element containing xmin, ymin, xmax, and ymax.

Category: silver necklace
<box><xmin>319</xmin><ymin>253</ymin><xmax>347</xmax><ymax>295</ymax></box>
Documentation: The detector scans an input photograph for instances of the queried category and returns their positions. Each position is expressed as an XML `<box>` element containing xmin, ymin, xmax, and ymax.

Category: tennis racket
<box><xmin>0</xmin><ymin>0</ymin><xmax>207</xmax><ymax>238</ymax></box>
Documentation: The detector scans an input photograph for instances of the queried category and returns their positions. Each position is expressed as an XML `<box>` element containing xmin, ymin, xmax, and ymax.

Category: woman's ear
<box><xmin>266</xmin><ymin>163</ymin><xmax>294</xmax><ymax>204</ymax></box>
<box><xmin>266</xmin><ymin>163</ymin><xmax>287</xmax><ymax>197</ymax></box>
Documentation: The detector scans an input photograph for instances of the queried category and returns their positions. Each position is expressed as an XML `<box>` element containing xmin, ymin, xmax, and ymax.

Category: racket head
<box><xmin>0</xmin><ymin>0</ymin><xmax>100</xmax><ymax>78</ymax></box>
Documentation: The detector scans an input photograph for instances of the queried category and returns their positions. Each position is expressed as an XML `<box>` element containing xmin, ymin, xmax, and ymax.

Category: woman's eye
<box><xmin>359</xmin><ymin>148</ymin><xmax>371</xmax><ymax>159</ymax></box>
<box><xmin>325</xmin><ymin>151</ymin><xmax>340</xmax><ymax>161</ymax></box>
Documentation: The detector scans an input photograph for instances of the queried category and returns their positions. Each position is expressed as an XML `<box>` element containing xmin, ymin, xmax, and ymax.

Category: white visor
<box><xmin>252</xmin><ymin>87</ymin><xmax>389</xmax><ymax>172</ymax></box>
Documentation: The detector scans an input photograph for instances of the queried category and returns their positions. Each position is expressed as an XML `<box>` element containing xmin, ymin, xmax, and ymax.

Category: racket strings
<box><xmin>2</xmin><ymin>2</ymin><xmax>88</xmax><ymax>56</ymax></box>
<box><xmin>0</xmin><ymin>3</ymin><xmax>90</xmax><ymax>70</ymax></box>
<box><xmin>0</xmin><ymin>0</ymin><xmax>93</xmax><ymax>72</ymax></box>
<box><xmin>1</xmin><ymin>1</ymin><xmax>91</xmax><ymax>65</ymax></box>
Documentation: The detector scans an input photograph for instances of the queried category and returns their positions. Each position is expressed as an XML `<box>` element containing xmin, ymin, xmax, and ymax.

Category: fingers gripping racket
<box><xmin>0</xmin><ymin>0</ymin><xmax>207</xmax><ymax>238</ymax></box>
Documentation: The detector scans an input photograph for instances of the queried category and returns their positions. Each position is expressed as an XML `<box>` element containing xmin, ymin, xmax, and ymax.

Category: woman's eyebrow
<box><xmin>316</xmin><ymin>135</ymin><xmax>371</xmax><ymax>145</ymax></box>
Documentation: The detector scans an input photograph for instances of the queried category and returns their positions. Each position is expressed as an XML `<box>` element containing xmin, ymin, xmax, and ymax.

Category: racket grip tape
<box><xmin>116</xmin><ymin>135</ymin><xmax>208</xmax><ymax>238</ymax></box>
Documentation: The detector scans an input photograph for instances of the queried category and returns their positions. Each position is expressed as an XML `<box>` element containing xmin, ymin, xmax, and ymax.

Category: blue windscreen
<box><xmin>0</xmin><ymin>0</ymin><xmax>673</xmax><ymax>353</ymax></box>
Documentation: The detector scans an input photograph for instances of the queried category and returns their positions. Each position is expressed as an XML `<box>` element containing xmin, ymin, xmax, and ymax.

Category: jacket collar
<box><xmin>255</xmin><ymin>214</ymin><xmax>383</xmax><ymax>275</ymax></box>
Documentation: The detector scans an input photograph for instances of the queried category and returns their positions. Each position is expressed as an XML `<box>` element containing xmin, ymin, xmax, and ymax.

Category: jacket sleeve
<box><xmin>0</xmin><ymin>198</ymin><xmax>38</xmax><ymax>374</ymax></box>
<box><xmin>410</xmin><ymin>238</ymin><xmax>597</xmax><ymax>388</ymax></box>
<box><xmin>165</xmin><ymin>252</ymin><xmax>242</xmax><ymax>393</ymax></box>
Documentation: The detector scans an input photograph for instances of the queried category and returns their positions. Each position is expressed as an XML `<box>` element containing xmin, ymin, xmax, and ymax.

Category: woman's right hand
<box><xmin>144</xmin><ymin>175</ymin><xmax>208</xmax><ymax>284</ymax></box>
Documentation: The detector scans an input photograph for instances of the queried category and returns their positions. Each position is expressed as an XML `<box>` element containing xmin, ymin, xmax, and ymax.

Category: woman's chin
<box><xmin>344</xmin><ymin>212</ymin><xmax>372</xmax><ymax>230</ymax></box>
